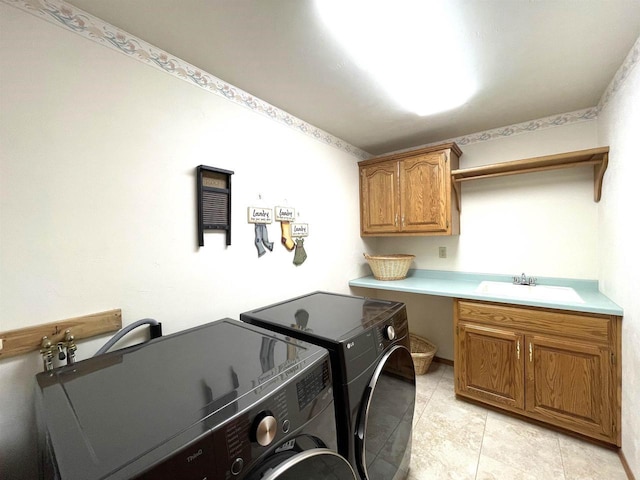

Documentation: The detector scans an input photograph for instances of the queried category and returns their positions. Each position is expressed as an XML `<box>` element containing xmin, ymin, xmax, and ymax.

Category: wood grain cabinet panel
<box><xmin>454</xmin><ymin>299</ymin><xmax>621</xmax><ymax>446</ymax></box>
<box><xmin>358</xmin><ymin>143</ymin><xmax>461</xmax><ymax>236</ymax></box>
<box><xmin>360</xmin><ymin>162</ymin><xmax>399</xmax><ymax>234</ymax></box>
<box><xmin>526</xmin><ymin>335</ymin><xmax>611</xmax><ymax>439</ymax></box>
<box><xmin>457</xmin><ymin>323</ymin><xmax>524</xmax><ymax>410</ymax></box>
<box><xmin>400</xmin><ymin>153</ymin><xmax>448</xmax><ymax>233</ymax></box>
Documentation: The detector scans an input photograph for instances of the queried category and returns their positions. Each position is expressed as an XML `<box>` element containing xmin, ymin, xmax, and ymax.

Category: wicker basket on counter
<box><xmin>363</xmin><ymin>253</ymin><xmax>415</xmax><ymax>281</ymax></box>
<box><xmin>410</xmin><ymin>334</ymin><xmax>437</xmax><ymax>375</ymax></box>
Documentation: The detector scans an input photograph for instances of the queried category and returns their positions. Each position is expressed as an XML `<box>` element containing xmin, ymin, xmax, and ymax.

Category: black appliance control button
<box><xmin>282</xmin><ymin>419</ymin><xmax>290</xmax><ymax>433</ymax></box>
<box><xmin>252</xmin><ymin>411</ymin><xmax>277</xmax><ymax>447</ymax></box>
<box><xmin>384</xmin><ymin>325</ymin><xmax>396</xmax><ymax>341</ymax></box>
<box><xmin>231</xmin><ymin>457</ymin><xmax>244</xmax><ymax>476</ymax></box>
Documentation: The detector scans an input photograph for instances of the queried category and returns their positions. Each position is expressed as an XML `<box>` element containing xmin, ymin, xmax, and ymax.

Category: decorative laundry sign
<box><xmin>274</xmin><ymin>206</ymin><xmax>295</xmax><ymax>222</ymax></box>
<box><xmin>248</xmin><ymin>207</ymin><xmax>272</xmax><ymax>224</ymax></box>
<box><xmin>291</xmin><ymin>223</ymin><xmax>309</xmax><ymax>237</ymax></box>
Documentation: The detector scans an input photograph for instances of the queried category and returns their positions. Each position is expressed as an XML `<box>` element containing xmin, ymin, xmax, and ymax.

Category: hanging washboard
<box><xmin>197</xmin><ymin>165</ymin><xmax>234</xmax><ymax>247</ymax></box>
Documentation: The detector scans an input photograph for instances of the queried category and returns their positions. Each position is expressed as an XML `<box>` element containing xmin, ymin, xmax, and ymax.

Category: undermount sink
<box><xmin>475</xmin><ymin>281</ymin><xmax>585</xmax><ymax>303</ymax></box>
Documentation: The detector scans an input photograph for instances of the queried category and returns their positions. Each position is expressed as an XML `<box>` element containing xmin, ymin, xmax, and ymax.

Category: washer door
<box><xmin>356</xmin><ymin>345</ymin><xmax>416</xmax><ymax>480</ymax></box>
<box><xmin>250</xmin><ymin>448</ymin><xmax>357</xmax><ymax>480</ymax></box>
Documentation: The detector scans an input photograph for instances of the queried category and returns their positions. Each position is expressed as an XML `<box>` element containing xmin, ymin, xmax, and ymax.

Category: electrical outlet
<box><xmin>438</xmin><ymin>246</ymin><xmax>447</xmax><ymax>258</ymax></box>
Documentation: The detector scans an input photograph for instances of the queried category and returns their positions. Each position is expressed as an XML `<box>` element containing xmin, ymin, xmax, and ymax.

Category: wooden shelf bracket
<box><xmin>450</xmin><ymin>146</ymin><xmax>610</xmax><ymax>210</ymax></box>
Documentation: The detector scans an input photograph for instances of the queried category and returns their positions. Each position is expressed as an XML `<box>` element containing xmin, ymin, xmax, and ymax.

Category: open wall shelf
<box><xmin>450</xmin><ymin>146</ymin><xmax>609</xmax><ymax>210</ymax></box>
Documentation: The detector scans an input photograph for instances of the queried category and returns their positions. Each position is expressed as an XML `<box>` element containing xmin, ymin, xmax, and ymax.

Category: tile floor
<box><xmin>409</xmin><ymin>363</ymin><xmax>628</xmax><ymax>480</ymax></box>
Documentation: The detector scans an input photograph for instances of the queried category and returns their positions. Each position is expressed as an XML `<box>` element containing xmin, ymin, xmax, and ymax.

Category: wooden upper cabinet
<box><xmin>359</xmin><ymin>143</ymin><xmax>461</xmax><ymax>236</ymax></box>
<box><xmin>360</xmin><ymin>162</ymin><xmax>399</xmax><ymax>234</ymax></box>
<box><xmin>400</xmin><ymin>152</ymin><xmax>448</xmax><ymax>233</ymax></box>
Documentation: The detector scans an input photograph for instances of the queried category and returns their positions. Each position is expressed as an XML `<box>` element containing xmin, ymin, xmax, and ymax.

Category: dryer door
<box><xmin>248</xmin><ymin>447</ymin><xmax>357</xmax><ymax>480</ymax></box>
<box><xmin>356</xmin><ymin>345</ymin><xmax>416</xmax><ymax>480</ymax></box>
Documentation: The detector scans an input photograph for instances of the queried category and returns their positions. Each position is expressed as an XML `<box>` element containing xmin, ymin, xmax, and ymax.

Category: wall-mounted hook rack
<box><xmin>0</xmin><ymin>309</ymin><xmax>122</xmax><ymax>361</ymax></box>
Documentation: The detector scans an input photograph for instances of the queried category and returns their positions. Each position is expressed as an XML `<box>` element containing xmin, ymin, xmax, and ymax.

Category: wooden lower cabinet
<box><xmin>454</xmin><ymin>299</ymin><xmax>621</xmax><ymax>446</ymax></box>
<box><xmin>457</xmin><ymin>323</ymin><xmax>524</xmax><ymax>410</ymax></box>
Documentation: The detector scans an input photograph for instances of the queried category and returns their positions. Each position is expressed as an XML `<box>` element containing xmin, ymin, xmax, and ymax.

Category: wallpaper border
<box><xmin>1</xmin><ymin>0</ymin><xmax>372</xmax><ymax>160</ymax></box>
<box><xmin>3</xmin><ymin>0</ymin><xmax>639</xmax><ymax>156</ymax></box>
<box><xmin>598</xmin><ymin>35</ymin><xmax>640</xmax><ymax>111</ymax></box>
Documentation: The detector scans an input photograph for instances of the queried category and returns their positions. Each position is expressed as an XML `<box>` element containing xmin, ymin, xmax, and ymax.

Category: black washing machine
<box><xmin>36</xmin><ymin>319</ymin><xmax>357</xmax><ymax>480</ymax></box>
<box><xmin>240</xmin><ymin>292</ymin><xmax>416</xmax><ymax>480</ymax></box>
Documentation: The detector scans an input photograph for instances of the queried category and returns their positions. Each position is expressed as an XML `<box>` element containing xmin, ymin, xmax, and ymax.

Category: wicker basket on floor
<box><xmin>410</xmin><ymin>334</ymin><xmax>437</xmax><ymax>375</ymax></box>
<box><xmin>363</xmin><ymin>253</ymin><xmax>415</xmax><ymax>281</ymax></box>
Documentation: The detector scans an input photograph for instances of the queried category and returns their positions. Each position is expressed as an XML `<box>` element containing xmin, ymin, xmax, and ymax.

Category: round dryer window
<box><xmin>250</xmin><ymin>448</ymin><xmax>357</xmax><ymax>480</ymax></box>
<box><xmin>356</xmin><ymin>345</ymin><xmax>416</xmax><ymax>480</ymax></box>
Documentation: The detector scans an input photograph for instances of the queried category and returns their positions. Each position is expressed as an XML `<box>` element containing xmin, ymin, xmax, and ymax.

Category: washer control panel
<box><xmin>220</xmin><ymin>358</ymin><xmax>331</xmax><ymax>479</ymax></box>
<box><xmin>373</xmin><ymin>305</ymin><xmax>408</xmax><ymax>353</ymax></box>
<box><xmin>133</xmin><ymin>358</ymin><xmax>332</xmax><ymax>480</ymax></box>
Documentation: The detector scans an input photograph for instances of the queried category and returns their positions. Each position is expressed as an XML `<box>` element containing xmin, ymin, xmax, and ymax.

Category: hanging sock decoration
<box><xmin>291</xmin><ymin>222</ymin><xmax>309</xmax><ymax>266</ymax></box>
<box><xmin>293</xmin><ymin>238</ymin><xmax>307</xmax><ymax>266</ymax></box>
<box><xmin>275</xmin><ymin>206</ymin><xmax>296</xmax><ymax>251</ymax></box>
<box><xmin>248</xmin><ymin>206</ymin><xmax>273</xmax><ymax>257</ymax></box>
<box><xmin>280</xmin><ymin>222</ymin><xmax>295</xmax><ymax>251</ymax></box>
<box><xmin>254</xmin><ymin>224</ymin><xmax>274</xmax><ymax>257</ymax></box>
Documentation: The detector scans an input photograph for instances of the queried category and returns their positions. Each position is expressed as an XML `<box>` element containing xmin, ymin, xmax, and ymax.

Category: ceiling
<box><xmin>65</xmin><ymin>0</ymin><xmax>640</xmax><ymax>156</ymax></box>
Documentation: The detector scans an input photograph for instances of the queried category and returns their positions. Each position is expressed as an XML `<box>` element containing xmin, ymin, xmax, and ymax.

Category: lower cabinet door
<box><xmin>456</xmin><ymin>323</ymin><xmax>524</xmax><ymax>410</ymax></box>
<box><xmin>525</xmin><ymin>335</ymin><xmax>612</xmax><ymax>440</ymax></box>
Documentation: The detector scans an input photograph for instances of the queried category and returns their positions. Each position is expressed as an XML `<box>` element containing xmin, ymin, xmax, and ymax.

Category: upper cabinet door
<box><xmin>358</xmin><ymin>143</ymin><xmax>461</xmax><ymax>237</ymax></box>
<box><xmin>360</xmin><ymin>162</ymin><xmax>399</xmax><ymax>234</ymax></box>
<box><xmin>399</xmin><ymin>152</ymin><xmax>448</xmax><ymax>233</ymax></box>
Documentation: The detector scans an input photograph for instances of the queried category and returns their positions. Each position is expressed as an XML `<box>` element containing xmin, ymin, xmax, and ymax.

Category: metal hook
<box><xmin>40</xmin><ymin>336</ymin><xmax>55</xmax><ymax>372</ymax></box>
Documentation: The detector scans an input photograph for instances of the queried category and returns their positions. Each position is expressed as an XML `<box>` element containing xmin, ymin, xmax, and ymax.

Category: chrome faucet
<box><xmin>513</xmin><ymin>273</ymin><xmax>537</xmax><ymax>286</ymax></box>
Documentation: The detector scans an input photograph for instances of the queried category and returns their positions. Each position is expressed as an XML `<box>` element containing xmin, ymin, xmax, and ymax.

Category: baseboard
<box><xmin>433</xmin><ymin>356</ymin><xmax>453</xmax><ymax>366</ymax></box>
<box><xmin>620</xmin><ymin>449</ymin><xmax>636</xmax><ymax>480</ymax></box>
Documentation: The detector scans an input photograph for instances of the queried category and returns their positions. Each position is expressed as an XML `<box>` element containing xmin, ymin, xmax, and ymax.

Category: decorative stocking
<box><xmin>293</xmin><ymin>238</ymin><xmax>307</xmax><ymax>266</ymax></box>
<box><xmin>254</xmin><ymin>224</ymin><xmax>274</xmax><ymax>257</ymax></box>
<box><xmin>280</xmin><ymin>221</ymin><xmax>295</xmax><ymax>251</ymax></box>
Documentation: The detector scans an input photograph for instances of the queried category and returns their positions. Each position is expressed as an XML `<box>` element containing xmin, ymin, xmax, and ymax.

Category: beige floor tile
<box><xmin>415</xmin><ymin>363</ymin><xmax>446</xmax><ymax>390</ymax></box>
<box><xmin>413</xmin><ymin>389</ymin><xmax>487</xmax><ymax>455</ymax></box>
<box><xmin>413</xmin><ymin>391</ymin><xmax>433</xmax><ymax>426</ymax></box>
<box><xmin>409</xmin><ymin>441</ymin><xmax>480</xmax><ymax>480</ymax></box>
<box><xmin>428</xmin><ymin>377</ymin><xmax>488</xmax><ymax>417</ymax></box>
<box><xmin>475</xmin><ymin>455</ymin><xmax>544</xmax><ymax>480</ymax></box>
<box><xmin>480</xmin><ymin>414</ymin><xmax>565</xmax><ymax>479</ymax></box>
<box><xmin>413</xmin><ymin>362</ymin><xmax>445</xmax><ymax>426</ymax></box>
<box><xmin>441</xmin><ymin>364</ymin><xmax>455</xmax><ymax>379</ymax></box>
<box><xmin>410</xmin><ymin>361</ymin><xmax>626</xmax><ymax>480</ymax></box>
<box><xmin>558</xmin><ymin>434</ymin><xmax>627</xmax><ymax>480</ymax></box>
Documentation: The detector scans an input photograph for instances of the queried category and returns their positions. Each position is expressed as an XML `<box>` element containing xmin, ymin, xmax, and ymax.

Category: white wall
<box><xmin>373</xmin><ymin>120</ymin><xmax>600</xmax><ymax>277</ymax></box>
<box><xmin>0</xmin><ymin>5</ymin><xmax>368</xmax><ymax>479</ymax></box>
<box><xmin>597</xmin><ymin>43</ymin><xmax>640</xmax><ymax>477</ymax></box>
